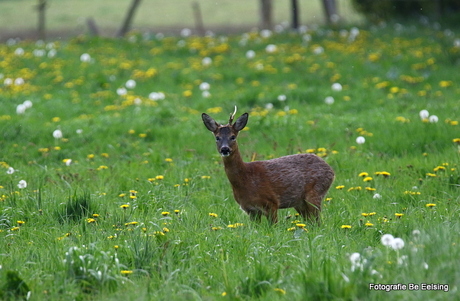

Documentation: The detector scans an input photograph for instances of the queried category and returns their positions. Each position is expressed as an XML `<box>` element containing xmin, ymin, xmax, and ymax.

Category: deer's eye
<box><xmin>230</xmin><ymin>135</ymin><xmax>236</xmax><ymax>141</ymax></box>
<box><xmin>215</xmin><ymin>137</ymin><xmax>221</xmax><ymax>142</ymax></box>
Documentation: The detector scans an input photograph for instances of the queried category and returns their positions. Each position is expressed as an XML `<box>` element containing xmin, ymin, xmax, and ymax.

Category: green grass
<box><xmin>0</xmin><ymin>0</ymin><xmax>363</xmax><ymax>36</ymax></box>
<box><xmin>1</xmin><ymin>19</ymin><xmax>460</xmax><ymax>300</ymax></box>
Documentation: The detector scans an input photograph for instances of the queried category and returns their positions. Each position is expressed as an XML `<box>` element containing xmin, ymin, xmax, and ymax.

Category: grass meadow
<box><xmin>1</xmin><ymin>20</ymin><xmax>460</xmax><ymax>300</ymax></box>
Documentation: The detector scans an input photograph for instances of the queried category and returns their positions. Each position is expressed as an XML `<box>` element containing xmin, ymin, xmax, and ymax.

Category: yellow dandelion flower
<box><xmin>453</xmin><ymin>138</ymin><xmax>460</xmax><ymax>144</ymax></box>
<box><xmin>212</xmin><ymin>227</ymin><xmax>223</xmax><ymax>231</ymax></box>
<box><xmin>363</xmin><ymin>176</ymin><xmax>373</xmax><ymax>182</ymax></box>
<box><xmin>161</xmin><ymin>212</ymin><xmax>170</xmax><ymax>216</ymax></box>
<box><xmin>341</xmin><ymin>225</ymin><xmax>352</xmax><ymax>229</ymax></box>
<box><xmin>165</xmin><ymin>158</ymin><xmax>173</xmax><ymax>163</ymax></box>
<box><xmin>120</xmin><ymin>204</ymin><xmax>130</xmax><ymax>209</ymax></box>
<box><xmin>156</xmin><ymin>175</ymin><xmax>164</xmax><ymax>180</ymax></box>
<box><xmin>426</xmin><ymin>173</ymin><xmax>436</xmax><ymax>177</ymax></box>
<box><xmin>365</xmin><ymin>187</ymin><xmax>376</xmax><ymax>191</ymax></box>
<box><xmin>361</xmin><ymin>213</ymin><xmax>369</xmax><ymax>217</ymax></box>
<box><xmin>121</xmin><ymin>270</ymin><xmax>133</xmax><ymax>275</ymax></box>
<box><xmin>296</xmin><ymin>223</ymin><xmax>306</xmax><ymax>228</ymax></box>
<box><xmin>209</xmin><ymin>213</ymin><xmax>218</xmax><ymax>218</ymax></box>
<box><xmin>395</xmin><ymin>213</ymin><xmax>404</xmax><ymax>218</ymax></box>
<box><xmin>87</xmin><ymin>154</ymin><xmax>95</xmax><ymax>159</ymax></box>
<box><xmin>274</xmin><ymin>288</ymin><xmax>286</xmax><ymax>295</ymax></box>
<box><xmin>358</xmin><ymin>172</ymin><xmax>369</xmax><ymax>177</ymax></box>
<box><xmin>426</xmin><ymin>203</ymin><xmax>436</xmax><ymax>208</ymax></box>
<box><xmin>335</xmin><ymin>185</ymin><xmax>345</xmax><ymax>190</ymax></box>
<box><xmin>364</xmin><ymin>222</ymin><xmax>374</xmax><ymax>227</ymax></box>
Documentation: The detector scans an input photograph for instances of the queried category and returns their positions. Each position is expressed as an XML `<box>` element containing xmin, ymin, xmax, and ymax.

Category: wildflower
<box><xmin>375</xmin><ymin>171</ymin><xmax>391</xmax><ymax>177</ymax></box>
<box><xmin>381</xmin><ymin>234</ymin><xmax>394</xmax><ymax>247</ymax></box>
<box><xmin>287</xmin><ymin>227</ymin><xmax>296</xmax><ymax>231</ymax></box>
<box><xmin>419</xmin><ymin>109</ymin><xmax>429</xmax><ymax>119</ymax></box>
<box><xmin>6</xmin><ymin>167</ymin><xmax>15</xmax><ymax>174</ymax></box>
<box><xmin>363</xmin><ymin>177</ymin><xmax>373</xmax><ymax>182</ymax></box>
<box><xmin>120</xmin><ymin>204</ymin><xmax>130</xmax><ymax>209</ymax></box>
<box><xmin>201</xmin><ymin>175</ymin><xmax>211</xmax><ymax>179</ymax></box>
<box><xmin>125</xmin><ymin>79</ymin><xmax>136</xmax><ymax>89</ymax></box>
<box><xmin>324</xmin><ymin>96</ymin><xmax>334</xmax><ymax>105</ymax></box>
<box><xmin>335</xmin><ymin>185</ymin><xmax>345</xmax><ymax>190</ymax></box>
<box><xmin>265</xmin><ymin>44</ymin><xmax>277</xmax><ymax>53</ymax></box>
<box><xmin>391</xmin><ymin>238</ymin><xmax>405</xmax><ymax>250</ymax></box>
<box><xmin>429</xmin><ymin>115</ymin><xmax>439</xmax><ymax>123</ymax></box>
<box><xmin>63</xmin><ymin>159</ymin><xmax>72</xmax><ymax>166</ymax></box>
<box><xmin>358</xmin><ymin>172</ymin><xmax>368</xmax><ymax>177</ymax></box>
<box><xmin>341</xmin><ymin>225</ymin><xmax>352</xmax><ymax>229</ymax></box>
<box><xmin>87</xmin><ymin>218</ymin><xmax>96</xmax><ymax>223</ymax></box>
<box><xmin>452</xmin><ymin>138</ymin><xmax>460</xmax><ymax>144</ymax></box>
<box><xmin>296</xmin><ymin>223</ymin><xmax>306</xmax><ymax>228</ymax></box>
<box><xmin>356</xmin><ymin>136</ymin><xmax>365</xmax><ymax>144</ymax></box>
<box><xmin>80</xmin><ymin>53</ymin><xmax>91</xmax><ymax>62</ymax></box>
<box><xmin>11</xmin><ymin>226</ymin><xmax>20</xmax><ymax>231</ymax></box>
<box><xmin>273</xmin><ymin>288</ymin><xmax>286</xmax><ymax>295</ymax></box>
<box><xmin>202</xmin><ymin>57</ymin><xmax>212</xmax><ymax>66</ymax></box>
<box><xmin>17</xmin><ymin>221</ymin><xmax>25</xmax><ymax>226</ymax></box>
<box><xmin>165</xmin><ymin>158</ymin><xmax>173</xmax><ymax>163</ymax></box>
<box><xmin>364</xmin><ymin>222</ymin><xmax>374</xmax><ymax>227</ymax></box>
<box><xmin>120</xmin><ymin>270</ymin><xmax>133</xmax><ymax>275</ymax></box>
<box><xmin>212</xmin><ymin>227</ymin><xmax>223</xmax><ymax>231</ymax></box>
<box><xmin>17</xmin><ymin>180</ymin><xmax>27</xmax><ymax>189</ymax></box>
<box><xmin>246</xmin><ymin>50</ymin><xmax>256</xmax><ymax>59</ymax></box>
<box><xmin>156</xmin><ymin>175</ymin><xmax>164</xmax><ymax>180</ymax></box>
<box><xmin>331</xmin><ymin>83</ymin><xmax>342</xmax><ymax>91</ymax></box>
<box><xmin>426</xmin><ymin>173</ymin><xmax>436</xmax><ymax>177</ymax></box>
<box><xmin>161</xmin><ymin>212</ymin><xmax>170</xmax><ymax>216</ymax></box>
<box><xmin>395</xmin><ymin>213</ymin><xmax>404</xmax><ymax>218</ymax></box>
<box><xmin>425</xmin><ymin>203</ymin><xmax>436</xmax><ymax>208</ymax></box>
<box><xmin>366</xmin><ymin>187</ymin><xmax>376</xmax><ymax>191</ymax></box>
<box><xmin>209</xmin><ymin>213</ymin><xmax>218</xmax><ymax>218</ymax></box>
<box><xmin>16</xmin><ymin>104</ymin><xmax>27</xmax><ymax>114</ymax></box>
<box><xmin>53</xmin><ymin>129</ymin><xmax>63</xmax><ymax>139</ymax></box>
<box><xmin>174</xmin><ymin>210</ymin><xmax>180</xmax><ymax>214</ymax></box>
<box><xmin>199</xmin><ymin>82</ymin><xmax>210</xmax><ymax>91</ymax></box>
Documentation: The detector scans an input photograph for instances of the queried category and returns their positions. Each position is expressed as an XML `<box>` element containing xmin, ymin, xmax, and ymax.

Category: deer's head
<box><xmin>202</xmin><ymin>110</ymin><xmax>248</xmax><ymax>157</ymax></box>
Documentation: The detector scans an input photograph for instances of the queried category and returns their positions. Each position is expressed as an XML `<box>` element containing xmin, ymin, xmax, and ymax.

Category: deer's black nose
<box><xmin>220</xmin><ymin>146</ymin><xmax>231</xmax><ymax>157</ymax></box>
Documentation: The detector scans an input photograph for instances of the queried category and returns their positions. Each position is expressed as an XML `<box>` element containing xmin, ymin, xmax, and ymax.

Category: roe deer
<box><xmin>202</xmin><ymin>108</ymin><xmax>335</xmax><ymax>224</ymax></box>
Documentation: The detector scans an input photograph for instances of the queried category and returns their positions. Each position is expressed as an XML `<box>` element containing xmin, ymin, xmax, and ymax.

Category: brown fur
<box><xmin>202</xmin><ymin>112</ymin><xmax>334</xmax><ymax>224</ymax></box>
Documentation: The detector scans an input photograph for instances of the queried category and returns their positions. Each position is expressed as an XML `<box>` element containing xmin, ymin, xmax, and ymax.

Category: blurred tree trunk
<box><xmin>37</xmin><ymin>0</ymin><xmax>47</xmax><ymax>40</ymax></box>
<box><xmin>192</xmin><ymin>1</ymin><xmax>205</xmax><ymax>36</ymax></box>
<box><xmin>291</xmin><ymin>0</ymin><xmax>299</xmax><ymax>30</ymax></box>
<box><xmin>116</xmin><ymin>0</ymin><xmax>142</xmax><ymax>37</ymax></box>
<box><xmin>260</xmin><ymin>0</ymin><xmax>272</xmax><ymax>29</ymax></box>
<box><xmin>322</xmin><ymin>0</ymin><xmax>338</xmax><ymax>24</ymax></box>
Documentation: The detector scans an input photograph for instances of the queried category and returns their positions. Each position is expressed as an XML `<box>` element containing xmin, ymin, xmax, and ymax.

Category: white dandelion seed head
<box><xmin>76</xmin><ymin>129</ymin><xmax>83</xmax><ymax>134</ymax></box>
<box><xmin>125</xmin><ymin>79</ymin><xmax>136</xmax><ymax>89</ymax></box>
<box><xmin>199</xmin><ymin>82</ymin><xmax>210</xmax><ymax>91</ymax></box>
<box><xmin>14</xmin><ymin>48</ymin><xmax>24</xmax><ymax>56</ymax></box>
<box><xmin>356</xmin><ymin>136</ymin><xmax>366</xmax><ymax>144</ymax></box>
<box><xmin>14</xmin><ymin>78</ymin><xmax>24</xmax><ymax>86</ymax></box>
<box><xmin>303</xmin><ymin>34</ymin><xmax>312</xmax><ymax>43</ymax></box>
<box><xmin>260</xmin><ymin>29</ymin><xmax>272</xmax><ymax>38</ymax></box>
<box><xmin>180</xmin><ymin>28</ymin><xmax>192</xmax><ymax>37</ymax></box>
<box><xmin>265</xmin><ymin>103</ymin><xmax>274</xmax><ymax>110</ymax></box>
<box><xmin>412</xmin><ymin>229</ymin><xmax>421</xmax><ymax>236</ymax></box>
<box><xmin>429</xmin><ymin>115</ymin><xmax>438</xmax><ymax>123</ymax></box>
<box><xmin>202</xmin><ymin>90</ymin><xmax>211</xmax><ymax>98</ymax></box>
<box><xmin>202</xmin><ymin>57</ymin><xmax>212</xmax><ymax>66</ymax></box>
<box><xmin>419</xmin><ymin>109</ymin><xmax>429</xmax><ymax>119</ymax></box>
<box><xmin>23</xmin><ymin>100</ymin><xmax>33</xmax><ymax>108</ymax></box>
<box><xmin>148</xmin><ymin>92</ymin><xmax>165</xmax><ymax>101</ymax></box>
<box><xmin>53</xmin><ymin>129</ymin><xmax>63</xmax><ymax>139</ymax></box>
<box><xmin>116</xmin><ymin>87</ymin><xmax>127</xmax><ymax>96</ymax></box>
<box><xmin>349</xmin><ymin>252</ymin><xmax>361</xmax><ymax>264</ymax></box>
<box><xmin>80</xmin><ymin>53</ymin><xmax>91</xmax><ymax>63</ymax></box>
<box><xmin>33</xmin><ymin>49</ymin><xmax>46</xmax><ymax>57</ymax></box>
<box><xmin>6</xmin><ymin>167</ymin><xmax>15</xmax><ymax>174</ymax></box>
<box><xmin>47</xmin><ymin>49</ymin><xmax>57</xmax><ymax>58</ymax></box>
<box><xmin>373</xmin><ymin>193</ymin><xmax>382</xmax><ymax>199</ymax></box>
<box><xmin>265</xmin><ymin>44</ymin><xmax>277</xmax><ymax>53</ymax></box>
<box><xmin>277</xmin><ymin>94</ymin><xmax>287</xmax><ymax>102</ymax></box>
<box><xmin>381</xmin><ymin>234</ymin><xmax>395</xmax><ymax>247</ymax></box>
<box><xmin>324</xmin><ymin>96</ymin><xmax>334</xmax><ymax>105</ymax></box>
<box><xmin>17</xmin><ymin>180</ymin><xmax>27</xmax><ymax>189</ymax></box>
<box><xmin>65</xmin><ymin>159</ymin><xmax>72</xmax><ymax>166</ymax></box>
<box><xmin>391</xmin><ymin>237</ymin><xmax>405</xmax><ymax>250</ymax></box>
<box><xmin>4</xmin><ymin>78</ymin><xmax>13</xmax><ymax>86</ymax></box>
<box><xmin>313</xmin><ymin>46</ymin><xmax>324</xmax><ymax>55</ymax></box>
<box><xmin>423</xmin><ymin>262</ymin><xmax>429</xmax><ymax>270</ymax></box>
<box><xmin>245</xmin><ymin>50</ymin><xmax>256</xmax><ymax>59</ymax></box>
<box><xmin>16</xmin><ymin>104</ymin><xmax>27</xmax><ymax>114</ymax></box>
<box><xmin>331</xmin><ymin>83</ymin><xmax>343</xmax><ymax>91</ymax></box>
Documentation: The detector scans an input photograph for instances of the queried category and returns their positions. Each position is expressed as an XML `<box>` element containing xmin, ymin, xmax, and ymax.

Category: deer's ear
<box><xmin>202</xmin><ymin>113</ymin><xmax>220</xmax><ymax>132</ymax></box>
<box><xmin>233</xmin><ymin>113</ymin><xmax>248</xmax><ymax>132</ymax></box>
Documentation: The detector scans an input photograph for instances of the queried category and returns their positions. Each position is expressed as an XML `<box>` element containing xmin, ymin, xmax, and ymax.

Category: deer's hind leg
<box><xmin>295</xmin><ymin>184</ymin><xmax>324</xmax><ymax>224</ymax></box>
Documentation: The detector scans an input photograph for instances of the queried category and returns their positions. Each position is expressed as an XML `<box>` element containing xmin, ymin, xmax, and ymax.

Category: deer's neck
<box><xmin>222</xmin><ymin>147</ymin><xmax>248</xmax><ymax>185</ymax></box>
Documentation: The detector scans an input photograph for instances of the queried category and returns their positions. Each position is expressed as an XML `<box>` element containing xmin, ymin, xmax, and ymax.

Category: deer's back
<box><xmin>245</xmin><ymin>153</ymin><xmax>334</xmax><ymax>207</ymax></box>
